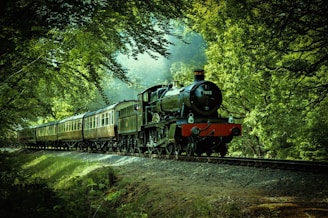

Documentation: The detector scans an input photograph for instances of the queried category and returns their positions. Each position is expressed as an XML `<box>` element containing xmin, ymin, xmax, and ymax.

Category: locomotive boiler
<box><xmin>152</xmin><ymin>69</ymin><xmax>223</xmax><ymax>118</ymax></box>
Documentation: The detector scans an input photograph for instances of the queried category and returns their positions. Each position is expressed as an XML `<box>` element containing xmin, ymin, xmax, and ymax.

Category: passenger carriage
<box><xmin>57</xmin><ymin>113</ymin><xmax>85</xmax><ymax>149</ymax></box>
<box><xmin>35</xmin><ymin>122</ymin><xmax>58</xmax><ymax>148</ymax></box>
<box><xmin>17</xmin><ymin>127</ymin><xmax>36</xmax><ymax>148</ymax></box>
<box><xmin>83</xmin><ymin>100</ymin><xmax>138</xmax><ymax>151</ymax></box>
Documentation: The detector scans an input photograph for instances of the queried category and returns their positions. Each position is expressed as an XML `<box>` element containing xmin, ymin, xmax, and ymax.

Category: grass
<box><xmin>0</xmin><ymin>150</ymin><xmax>121</xmax><ymax>217</ymax></box>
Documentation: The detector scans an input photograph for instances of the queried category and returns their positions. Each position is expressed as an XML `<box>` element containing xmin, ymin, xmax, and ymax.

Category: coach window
<box><xmin>101</xmin><ymin>114</ymin><xmax>104</xmax><ymax>126</ymax></box>
<box><xmin>105</xmin><ymin>113</ymin><xmax>109</xmax><ymax>125</ymax></box>
<box><xmin>108</xmin><ymin>112</ymin><xmax>113</xmax><ymax>124</ymax></box>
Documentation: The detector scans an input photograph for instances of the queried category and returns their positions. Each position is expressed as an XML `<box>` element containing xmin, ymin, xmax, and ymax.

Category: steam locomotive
<box><xmin>17</xmin><ymin>70</ymin><xmax>241</xmax><ymax>157</ymax></box>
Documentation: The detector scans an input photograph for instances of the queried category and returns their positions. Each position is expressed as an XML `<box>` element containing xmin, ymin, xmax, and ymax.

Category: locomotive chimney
<box><xmin>194</xmin><ymin>69</ymin><xmax>205</xmax><ymax>81</ymax></box>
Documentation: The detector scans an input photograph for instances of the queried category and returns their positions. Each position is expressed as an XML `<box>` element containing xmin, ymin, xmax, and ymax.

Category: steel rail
<box><xmin>22</xmin><ymin>147</ymin><xmax>328</xmax><ymax>174</ymax></box>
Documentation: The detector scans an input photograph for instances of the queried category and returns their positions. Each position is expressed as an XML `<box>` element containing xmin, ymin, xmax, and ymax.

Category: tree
<box><xmin>0</xmin><ymin>0</ymin><xmax>189</xmax><ymax>138</ymax></box>
<box><xmin>186</xmin><ymin>0</ymin><xmax>328</xmax><ymax>159</ymax></box>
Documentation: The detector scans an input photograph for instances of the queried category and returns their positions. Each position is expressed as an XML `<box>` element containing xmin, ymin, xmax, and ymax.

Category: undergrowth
<box><xmin>0</xmin><ymin>150</ymin><xmax>127</xmax><ymax>218</ymax></box>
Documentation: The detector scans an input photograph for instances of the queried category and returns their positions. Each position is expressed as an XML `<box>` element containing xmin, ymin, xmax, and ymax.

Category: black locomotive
<box><xmin>18</xmin><ymin>70</ymin><xmax>241</xmax><ymax>157</ymax></box>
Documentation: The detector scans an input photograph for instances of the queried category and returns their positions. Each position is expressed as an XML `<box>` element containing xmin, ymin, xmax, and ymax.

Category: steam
<box><xmin>102</xmin><ymin>31</ymin><xmax>206</xmax><ymax>105</ymax></box>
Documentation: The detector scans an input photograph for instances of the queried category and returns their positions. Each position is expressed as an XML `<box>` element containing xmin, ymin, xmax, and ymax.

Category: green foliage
<box><xmin>0</xmin><ymin>0</ymin><xmax>189</xmax><ymax>137</ymax></box>
<box><xmin>187</xmin><ymin>0</ymin><xmax>328</xmax><ymax>159</ymax></box>
<box><xmin>0</xmin><ymin>150</ymin><xmax>122</xmax><ymax>217</ymax></box>
<box><xmin>0</xmin><ymin>151</ymin><xmax>64</xmax><ymax>217</ymax></box>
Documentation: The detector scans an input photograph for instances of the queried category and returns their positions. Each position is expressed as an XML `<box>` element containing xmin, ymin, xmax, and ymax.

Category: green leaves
<box><xmin>0</xmin><ymin>0</ymin><xmax>189</xmax><ymax>137</ymax></box>
<box><xmin>188</xmin><ymin>0</ymin><xmax>328</xmax><ymax>159</ymax></box>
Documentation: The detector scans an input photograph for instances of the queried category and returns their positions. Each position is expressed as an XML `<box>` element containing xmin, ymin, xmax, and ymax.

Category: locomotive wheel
<box><xmin>206</xmin><ymin>150</ymin><xmax>213</xmax><ymax>156</ymax></box>
<box><xmin>195</xmin><ymin>149</ymin><xmax>202</xmax><ymax>157</ymax></box>
<box><xmin>175</xmin><ymin>144</ymin><xmax>182</xmax><ymax>156</ymax></box>
<box><xmin>128</xmin><ymin>145</ymin><xmax>134</xmax><ymax>154</ymax></box>
<box><xmin>155</xmin><ymin>147</ymin><xmax>163</xmax><ymax>155</ymax></box>
<box><xmin>186</xmin><ymin>137</ymin><xmax>195</xmax><ymax>156</ymax></box>
<box><xmin>147</xmin><ymin>147</ymin><xmax>153</xmax><ymax>155</ymax></box>
<box><xmin>186</xmin><ymin>146</ymin><xmax>194</xmax><ymax>156</ymax></box>
<box><xmin>165</xmin><ymin>143</ymin><xmax>174</xmax><ymax>155</ymax></box>
<box><xmin>136</xmin><ymin>147</ymin><xmax>142</xmax><ymax>154</ymax></box>
<box><xmin>219</xmin><ymin>144</ymin><xmax>227</xmax><ymax>157</ymax></box>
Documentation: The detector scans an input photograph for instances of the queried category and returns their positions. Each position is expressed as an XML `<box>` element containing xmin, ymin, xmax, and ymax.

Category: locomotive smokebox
<box><xmin>176</xmin><ymin>69</ymin><xmax>222</xmax><ymax>116</ymax></box>
<box><xmin>194</xmin><ymin>69</ymin><xmax>205</xmax><ymax>81</ymax></box>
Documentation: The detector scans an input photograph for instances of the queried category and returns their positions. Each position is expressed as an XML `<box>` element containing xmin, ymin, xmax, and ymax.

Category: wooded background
<box><xmin>1</xmin><ymin>0</ymin><xmax>327</xmax><ymax>160</ymax></box>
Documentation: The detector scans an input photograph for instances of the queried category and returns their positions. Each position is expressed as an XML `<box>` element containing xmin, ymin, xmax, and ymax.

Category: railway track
<box><xmin>177</xmin><ymin>156</ymin><xmax>328</xmax><ymax>174</ymax></box>
<box><xmin>19</xmin><ymin>146</ymin><xmax>328</xmax><ymax>174</ymax></box>
<box><xmin>105</xmin><ymin>149</ymin><xmax>328</xmax><ymax>174</ymax></box>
